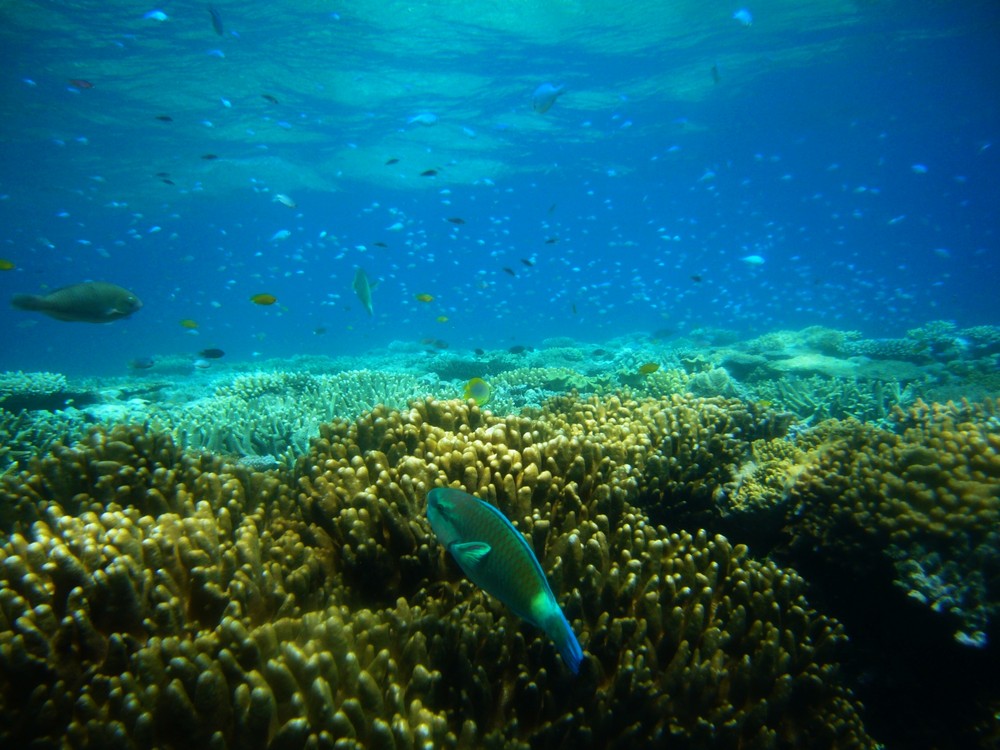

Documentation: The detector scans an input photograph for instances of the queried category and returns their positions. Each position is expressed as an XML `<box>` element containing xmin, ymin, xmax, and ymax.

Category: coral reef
<box><xmin>155</xmin><ymin>370</ymin><xmax>433</xmax><ymax>464</ymax></box>
<box><xmin>788</xmin><ymin>399</ymin><xmax>1000</xmax><ymax>647</ymax></box>
<box><xmin>0</xmin><ymin>370</ymin><xmax>69</xmax><ymax>411</ymax></box>
<box><xmin>754</xmin><ymin>374</ymin><xmax>919</xmax><ymax>426</ymax></box>
<box><xmin>0</xmin><ymin>407</ymin><xmax>92</xmax><ymax>476</ymax></box>
<box><xmin>0</xmin><ymin>395</ymin><xmax>874</xmax><ymax>748</ymax></box>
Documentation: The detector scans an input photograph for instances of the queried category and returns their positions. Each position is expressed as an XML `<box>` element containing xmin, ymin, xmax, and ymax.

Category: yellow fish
<box><xmin>638</xmin><ymin>362</ymin><xmax>660</xmax><ymax>375</ymax></box>
<box><xmin>180</xmin><ymin>318</ymin><xmax>199</xmax><ymax>329</ymax></box>
<box><xmin>250</xmin><ymin>293</ymin><xmax>278</xmax><ymax>305</ymax></box>
<box><xmin>0</xmin><ymin>258</ymin><xmax>14</xmax><ymax>271</ymax></box>
<box><xmin>436</xmin><ymin>315</ymin><xmax>449</xmax><ymax>323</ymax></box>
<box><xmin>415</xmin><ymin>293</ymin><xmax>434</xmax><ymax>303</ymax></box>
<box><xmin>463</xmin><ymin>377</ymin><xmax>492</xmax><ymax>406</ymax></box>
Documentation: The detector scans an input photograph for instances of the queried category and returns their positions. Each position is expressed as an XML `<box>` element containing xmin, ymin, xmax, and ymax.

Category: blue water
<box><xmin>0</xmin><ymin>0</ymin><xmax>997</xmax><ymax>375</ymax></box>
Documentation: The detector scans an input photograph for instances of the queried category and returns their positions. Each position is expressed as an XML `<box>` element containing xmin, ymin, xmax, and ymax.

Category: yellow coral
<box><xmin>0</xmin><ymin>397</ymin><xmax>875</xmax><ymax>748</ymax></box>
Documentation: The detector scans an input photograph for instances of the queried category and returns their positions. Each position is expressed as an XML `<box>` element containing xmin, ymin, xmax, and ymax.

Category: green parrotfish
<box><xmin>426</xmin><ymin>487</ymin><xmax>583</xmax><ymax>673</ymax></box>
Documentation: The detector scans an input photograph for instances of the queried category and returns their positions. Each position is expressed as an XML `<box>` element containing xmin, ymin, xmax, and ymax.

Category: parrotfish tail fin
<box><xmin>11</xmin><ymin>294</ymin><xmax>43</xmax><ymax>311</ymax></box>
<box><xmin>547</xmin><ymin>608</ymin><xmax>583</xmax><ymax>674</ymax></box>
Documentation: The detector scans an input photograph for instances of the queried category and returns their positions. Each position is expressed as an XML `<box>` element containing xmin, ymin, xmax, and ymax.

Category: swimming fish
<box><xmin>198</xmin><ymin>348</ymin><xmax>225</xmax><ymax>359</ymax></box>
<box><xmin>638</xmin><ymin>362</ymin><xmax>660</xmax><ymax>375</ymax></box>
<box><xmin>352</xmin><ymin>268</ymin><xmax>376</xmax><ymax>315</ymax></box>
<box><xmin>208</xmin><ymin>4</ymin><xmax>224</xmax><ymax>36</ymax></box>
<box><xmin>0</xmin><ymin>258</ymin><xmax>15</xmax><ymax>271</ymax></box>
<box><xmin>740</xmin><ymin>254</ymin><xmax>765</xmax><ymax>265</ymax></box>
<box><xmin>463</xmin><ymin>377</ymin><xmax>491</xmax><ymax>406</ymax></box>
<box><xmin>415</xmin><ymin>293</ymin><xmax>434</xmax><ymax>303</ymax></box>
<box><xmin>532</xmin><ymin>83</ymin><xmax>565</xmax><ymax>114</ymax></box>
<box><xmin>407</xmin><ymin>112</ymin><xmax>438</xmax><ymax>126</ymax></box>
<box><xmin>272</xmin><ymin>193</ymin><xmax>296</xmax><ymax>208</ymax></box>
<box><xmin>250</xmin><ymin>293</ymin><xmax>277</xmax><ymax>305</ymax></box>
<box><xmin>180</xmin><ymin>319</ymin><xmax>199</xmax><ymax>329</ymax></box>
<box><xmin>733</xmin><ymin>8</ymin><xmax>753</xmax><ymax>26</ymax></box>
<box><xmin>12</xmin><ymin>282</ymin><xmax>142</xmax><ymax>323</ymax></box>
<box><xmin>426</xmin><ymin>487</ymin><xmax>583</xmax><ymax>674</ymax></box>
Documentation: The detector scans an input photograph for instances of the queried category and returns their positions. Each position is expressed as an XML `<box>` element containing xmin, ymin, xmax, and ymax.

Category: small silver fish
<box><xmin>427</xmin><ymin>487</ymin><xmax>583</xmax><ymax>673</ymax></box>
<box><xmin>532</xmin><ymin>83</ymin><xmax>565</xmax><ymax>114</ymax></box>
<box><xmin>352</xmin><ymin>268</ymin><xmax>376</xmax><ymax>315</ymax></box>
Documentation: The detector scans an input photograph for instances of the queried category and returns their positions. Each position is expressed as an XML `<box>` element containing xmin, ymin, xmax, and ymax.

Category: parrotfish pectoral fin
<box><xmin>450</xmin><ymin>541</ymin><xmax>492</xmax><ymax>567</ymax></box>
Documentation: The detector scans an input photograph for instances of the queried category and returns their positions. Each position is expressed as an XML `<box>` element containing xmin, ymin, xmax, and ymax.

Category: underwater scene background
<box><xmin>0</xmin><ymin>1</ymin><xmax>998</xmax><ymax>748</ymax></box>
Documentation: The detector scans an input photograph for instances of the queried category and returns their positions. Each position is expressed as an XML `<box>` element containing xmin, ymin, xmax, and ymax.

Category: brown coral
<box><xmin>789</xmin><ymin>399</ymin><xmax>1000</xmax><ymax>646</ymax></box>
<box><xmin>0</xmin><ymin>396</ymin><xmax>874</xmax><ymax>748</ymax></box>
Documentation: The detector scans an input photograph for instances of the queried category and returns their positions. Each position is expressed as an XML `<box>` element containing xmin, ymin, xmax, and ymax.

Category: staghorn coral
<box><xmin>0</xmin><ymin>407</ymin><xmax>93</xmax><ymax>476</ymax></box>
<box><xmin>755</xmin><ymin>374</ymin><xmax>918</xmax><ymax>427</ymax></box>
<box><xmin>0</xmin><ymin>370</ymin><xmax>69</xmax><ymax>411</ymax></box>
<box><xmin>155</xmin><ymin>369</ymin><xmax>432</xmax><ymax>464</ymax></box>
<box><xmin>788</xmin><ymin>399</ymin><xmax>1000</xmax><ymax>646</ymax></box>
<box><xmin>0</xmin><ymin>395</ymin><xmax>875</xmax><ymax>748</ymax></box>
<box><xmin>486</xmin><ymin>367</ymin><xmax>597</xmax><ymax>413</ymax></box>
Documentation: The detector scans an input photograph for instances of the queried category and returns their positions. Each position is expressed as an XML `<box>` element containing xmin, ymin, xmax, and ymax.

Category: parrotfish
<box><xmin>426</xmin><ymin>487</ymin><xmax>584</xmax><ymax>673</ymax></box>
<box><xmin>12</xmin><ymin>282</ymin><xmax>142</xmax><ymax>323</ymax></box>
<box><xmin>352</xmin><ymin>268</ymin><xmax>377</xmax><ymax>315</ymax></box>
<box><xmin>532</xmin><ymin>83</ymin><xmax>565</xmax><ymax>114</ymax></box>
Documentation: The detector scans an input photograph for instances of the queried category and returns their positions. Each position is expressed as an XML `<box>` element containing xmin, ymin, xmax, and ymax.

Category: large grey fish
<box><xmin>12</xmin><ymin>282</ymin><xmax>142</xmax><ymax>323</ymax></box>
<box><xmin>427</xmin><ymin>487</ymin><xmax>584</xmax><ymax>673</ymax></box>
<box><xmin>352</xmin><ymin>268</ymin><xmax>377</xmax><ymax>315</ymax></box>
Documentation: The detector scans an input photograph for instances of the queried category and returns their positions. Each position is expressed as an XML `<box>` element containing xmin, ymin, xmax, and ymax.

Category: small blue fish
<box><xmin>427</xmin><ymin>487</ymin><xmax>583</xmax><ymax>673</ymax></box>
<box><xmin>532</xmin><ymin>83</ymin><xmax>565</xmax><ymax>114</ymax></box>
<box><xmin>407</xmin><ymin>112</ymin><xmax>438</xmax><ymax>126</ymax></box>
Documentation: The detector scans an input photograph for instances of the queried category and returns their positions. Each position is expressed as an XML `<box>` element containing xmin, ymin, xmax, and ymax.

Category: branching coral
<box><xmin>155</xmin><ymin>370</ymin><xmax>433</xmax><ymax>464</ymax></box>
<box><xmin>0</xmin><ymin>370</ymin><xmax>69</xmax><ymax>411</ymax></box>
<box><xmin>0</xmin><ymin>396</ymin><xmax>874</xmax><ymax>748</ymax></box>
<box><xmin>788</xmin><ymin>399</ymin><xmax>1000</xmax><ymax>646</ymax></box>
<box><xmin>755</xmin><ymin>374</ymin><xmax>918</xmax><ymax>426</ymax></box>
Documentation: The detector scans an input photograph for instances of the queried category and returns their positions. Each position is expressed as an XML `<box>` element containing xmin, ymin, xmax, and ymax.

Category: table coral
<box><xmin>0</xmin><ymin>396</ymin><xmax>875</xmax><ymax>748</ymax></box>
